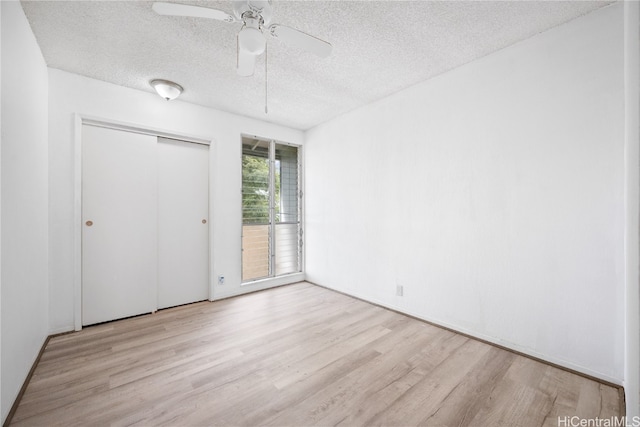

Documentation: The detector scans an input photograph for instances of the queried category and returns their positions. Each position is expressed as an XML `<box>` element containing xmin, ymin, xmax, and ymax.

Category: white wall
<box><xmin>48</xmin><ymin>69</ymin><xmax>304</xmax><ymax>333</ymax></box>
<box><xmin>624</xmin><ymin>0</ymin><xmax>640</xmax><ymax>417</ymax></box>
<box><xmin>1</xmin><ymin>1</ymin><xmax>50</xmax><ymax>423</ymax></box>
<box><xmin>1</xmin><ymin>0</ymin><xmax>4</xmax><ymax>418</ymax></box>
<box><xmin>305</xmin><ymin>3</ymin><xmax>625</xmax><ymax>384</ymax></box>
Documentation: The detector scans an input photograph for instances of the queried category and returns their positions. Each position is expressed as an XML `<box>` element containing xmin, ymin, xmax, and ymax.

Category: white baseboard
<box><xmin>212</xmin><ymin>273</ymin><xmax>305</xmax><ymax>301</ymax></box>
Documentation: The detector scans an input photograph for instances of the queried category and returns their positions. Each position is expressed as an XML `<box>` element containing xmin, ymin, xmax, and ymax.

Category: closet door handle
<box><xmin>86</xmin><ymin>220</ymin><xmax>94</xmax><ymax>227</ymax></box>
<box><xmin>202</xmin><ymin>219</ymin><xmax>207</xmax><ymax>224</ymax></box>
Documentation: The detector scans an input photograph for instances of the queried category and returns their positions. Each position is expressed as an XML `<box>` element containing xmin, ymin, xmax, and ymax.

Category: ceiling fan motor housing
<box><xmin>233</xmin><ymin>0</ymin><xmax>272</xmax><ymax>26</ymax></box>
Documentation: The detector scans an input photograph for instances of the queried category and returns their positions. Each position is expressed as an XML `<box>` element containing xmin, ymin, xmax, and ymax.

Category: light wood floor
<box><xmin>11</xmin><ymin>282</ymin><xmax>622</xmax><ymax>426</ymax></box>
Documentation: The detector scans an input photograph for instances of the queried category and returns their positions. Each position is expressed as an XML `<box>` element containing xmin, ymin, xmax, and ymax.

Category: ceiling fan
<box><xmin>152</xmin><ymin>1</ymin><xmax>332</xmax><ymax>77</ymax></box>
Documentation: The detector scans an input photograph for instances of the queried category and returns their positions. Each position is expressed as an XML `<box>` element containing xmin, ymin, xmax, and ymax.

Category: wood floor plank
<box><xmin>9</xmin><ymin>282</ymin><xmax>622</xmax><ymax>426</ymax></box>
<box><xmin>418</xmin><ymin>346</ymin><xmax>516</xmax><ymax>426</ymax></box>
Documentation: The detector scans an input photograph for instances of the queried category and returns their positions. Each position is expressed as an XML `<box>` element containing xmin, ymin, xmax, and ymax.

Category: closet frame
<box><xmin>72</xmin><ymin>114</ymin><xmax>214</xmax><ymax>331</ymax></box>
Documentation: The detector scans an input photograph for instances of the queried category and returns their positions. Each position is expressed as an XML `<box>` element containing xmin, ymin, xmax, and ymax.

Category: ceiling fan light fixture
<box><xmin>150</xmin><ymin>79</ymin><xmax>183</xmax><ymax>101</ymax></box>
<box><xmin>238</xmin><ymin>26</ymin><xmax>265</xmax><ymax>55</ymax></box>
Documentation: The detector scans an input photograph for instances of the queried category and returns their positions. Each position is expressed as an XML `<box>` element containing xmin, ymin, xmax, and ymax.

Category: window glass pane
<box><xmin>242</xmin><ymin>141</ymin><xmax>269</xmax><ymax>225</ymax></box>
<box><xmin>275</xmin><ymin>144</ymin><xmax>299</xmax><ymax>275</ymax></box>
<box><xmin>242</xmin><ymin>139</ymin><xmax>270</xmax><ymax>281</ymax></box>
<box><xmin>276</xmin><ymin>144</ymin><xmax>298</xmax><ymax>224</ymax></box>
<box><xmin>275</xmin><ymin>223</ymin><xmax>299</xmax><ymax>275</ymax></box>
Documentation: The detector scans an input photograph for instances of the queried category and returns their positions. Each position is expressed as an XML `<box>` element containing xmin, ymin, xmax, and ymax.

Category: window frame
<box><xmin>240</xmin><ymin>136</ymin><xmax>303</xmax><ymax>284</ymax></box>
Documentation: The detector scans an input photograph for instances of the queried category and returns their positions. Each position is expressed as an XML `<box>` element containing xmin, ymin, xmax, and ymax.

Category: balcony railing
<box><xmin>242</xmin><ymin>223</ymin><xmax>300</xmax><ymax>282</ymax></box>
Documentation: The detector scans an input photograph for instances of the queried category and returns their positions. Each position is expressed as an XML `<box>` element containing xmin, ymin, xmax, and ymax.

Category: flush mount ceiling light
<box><xmin>150</xmin><ymin>79</ymin><xmax>183</xmax><ymax>101</ymax></box>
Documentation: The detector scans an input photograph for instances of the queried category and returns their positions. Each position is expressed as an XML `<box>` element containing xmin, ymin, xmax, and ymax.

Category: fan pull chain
<box><xmin>265</xmin><ymin>43</ymin><xmax>268</xmax><ymax>114</ymax></box>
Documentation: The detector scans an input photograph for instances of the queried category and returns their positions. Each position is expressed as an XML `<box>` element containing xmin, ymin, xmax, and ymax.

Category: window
<box><xmin>241</xmin><ymin>137</ymin><xmax>302</xmax><ymax>282</ymax></box>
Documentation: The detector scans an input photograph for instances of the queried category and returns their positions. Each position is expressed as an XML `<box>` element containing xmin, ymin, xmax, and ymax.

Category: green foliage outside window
<box><xmin>242</xmin><ymin>154</ymin><xmax>280</xmax><ymax>224</ymax></box>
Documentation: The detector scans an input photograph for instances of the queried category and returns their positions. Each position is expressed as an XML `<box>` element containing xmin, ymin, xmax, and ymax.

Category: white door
<box><xmin>82</xmin><ymin>125</ymin><xmax>158</xmax><ymax>326</ymax></box>
<box><xmin>157</xmin><ymin>138</ymin><xmax>209</xmax><ymax>309</ymax></box>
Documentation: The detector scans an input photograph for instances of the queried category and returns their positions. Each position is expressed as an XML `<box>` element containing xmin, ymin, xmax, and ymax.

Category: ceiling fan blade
<box><xmin>268</xmin><ymin>24</ymin><xmax>332</xmax><ymax>58</ymax></box>
<box><xmin>152</xmin><ymin>2</ymin><xmax>236</xmax><ymax>23</ymax></box>
<box><xmin>237</xmin><ymin>36</ymin><xmax>256</xmax><ymax>77</ymax></box>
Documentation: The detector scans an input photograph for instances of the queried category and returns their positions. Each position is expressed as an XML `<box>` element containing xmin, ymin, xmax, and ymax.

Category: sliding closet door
<box><xmin>82</xmin><ymin>125</ymin><xmax>158</xmax><ymax>326</ymax></box>
<box><xmin>157</xmin><ymin>138</ymin><xmax>209</xmax><ymax>309</ymax></box>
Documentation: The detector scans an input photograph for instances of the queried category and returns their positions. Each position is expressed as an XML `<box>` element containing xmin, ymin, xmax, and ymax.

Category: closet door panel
<box><xmin>157</xmin><ymin>138</ymin><xmax>209</xmax><ymax>309</ymax></box>
<box><xmin>82</xmin><ymin>125</ymin><xmax>158</xmax><ymax>326</ymax></box>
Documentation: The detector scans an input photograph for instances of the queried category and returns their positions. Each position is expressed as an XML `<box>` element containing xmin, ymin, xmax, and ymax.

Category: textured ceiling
<box><xmin>21</xmin><ymin>0</ymin><xmax>612</xmax><ymax>130</ymax></box>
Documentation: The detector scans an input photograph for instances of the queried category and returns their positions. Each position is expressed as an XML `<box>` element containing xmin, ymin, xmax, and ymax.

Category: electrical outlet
<box><xmin>396</xmin><ymin>285</ymin><xmax>403</xmax><ymax>296</ymax></box>
<box><xmin>218</xmin><ymin>275</ymin><xmax>225</xmax><ymax>285</ymax></box>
